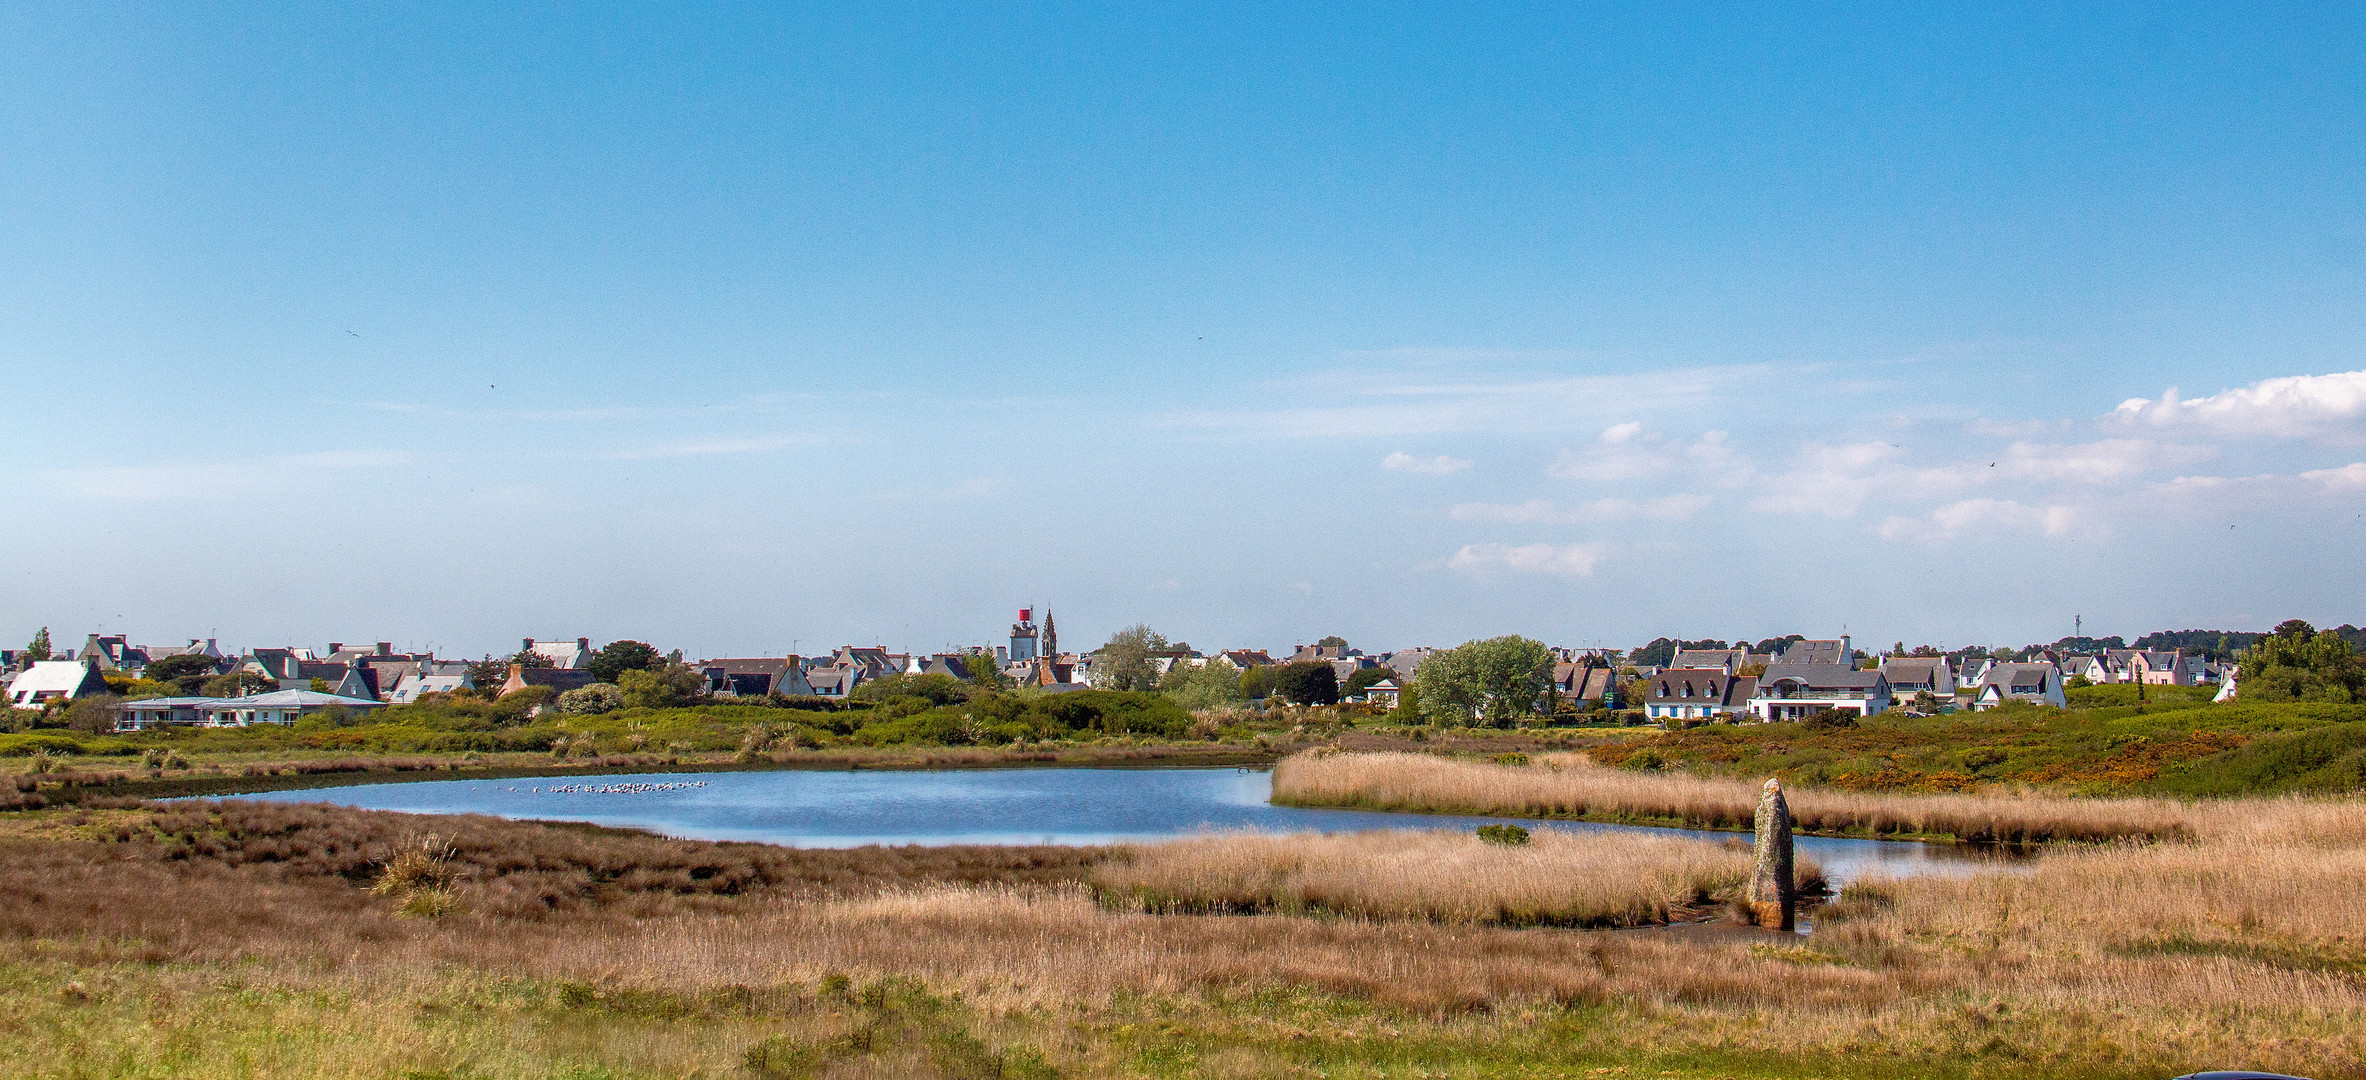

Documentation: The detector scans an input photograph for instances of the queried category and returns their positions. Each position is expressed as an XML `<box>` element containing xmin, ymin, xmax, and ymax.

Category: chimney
<box><xmin>329</xmin><ymin>642</ymin><xmax>342</xmax><ymax>655</ymax></box>
<box><xmin>523</xmin><ymin>638</ymin><xmax>534</xmax><ymax>653</ymax></box>
<box><xmin>376</xmin><ymin>642</ymin><xmax>391</xmax><ymax>655</ymax></box>
<box><xmin>577</xmin><ymin>637</ymin><xmax>590</xmax><ymax>653</ymax></box>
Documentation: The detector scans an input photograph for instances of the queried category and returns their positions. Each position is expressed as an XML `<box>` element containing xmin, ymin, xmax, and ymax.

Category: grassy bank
<box><xmin>1273</xmin><ymin>751</ymin><xmax>2197</xmax><ymax>842</ymax></box>
<box><xmin>1583</xmin><ymin>698</ymin><xmax>2366</xmax><ymax>795</ymax></box>
<box><xmin>2</xmin><ymin>796</ymin><xmax>2363</xmax><ymax>1077</ymax></box>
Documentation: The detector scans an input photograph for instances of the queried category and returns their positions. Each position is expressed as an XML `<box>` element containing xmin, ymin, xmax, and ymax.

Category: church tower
<box><xmin>1009</xmin><ymin>609</ymin><xmax>1039</xmax><ymax>664</ymax></box>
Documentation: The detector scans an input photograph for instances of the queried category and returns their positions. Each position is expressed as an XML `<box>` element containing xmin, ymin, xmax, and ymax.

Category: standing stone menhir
<box><xmin>1748</xmin><ymin>777</ymin><xmax>1796</xmax><ymax>931</ymax></box>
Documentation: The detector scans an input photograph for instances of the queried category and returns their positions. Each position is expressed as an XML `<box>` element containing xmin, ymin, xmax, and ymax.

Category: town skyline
<box><xmin>4</xmin><ymin>6</ymin><xmax>2362</xmax><ymax>653</ymax></box>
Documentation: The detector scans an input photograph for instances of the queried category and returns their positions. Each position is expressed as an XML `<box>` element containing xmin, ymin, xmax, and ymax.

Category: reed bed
<box><xmin>1092</xmin><ymin>828</ymin><xmax>1821</xmax><ymax>927</ymax></box>
<box><xmin>6</xmin><ymin>798</ymin><xmax>2366</xmax><ymax>1076</ymax></box>
<box><xmin>1274</xmin><ymin>750</ymin><xmax>2198</xmax><ymax>842</ymax></box>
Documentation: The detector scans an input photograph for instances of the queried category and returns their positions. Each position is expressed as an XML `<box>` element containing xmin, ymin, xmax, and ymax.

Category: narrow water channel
<box><xmin>226</xmin><ymin>766</ymin><xmax>2014</xmax><ymax>885</ymax></box>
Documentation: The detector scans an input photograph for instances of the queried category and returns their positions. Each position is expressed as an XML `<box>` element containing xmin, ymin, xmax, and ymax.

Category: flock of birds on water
<box><xmin>502</xmin><ymin>780</ymin><xmax>711</xmax><ymax>796</ymax></box>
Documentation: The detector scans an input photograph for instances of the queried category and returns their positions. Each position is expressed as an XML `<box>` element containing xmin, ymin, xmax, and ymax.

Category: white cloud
<box><xmin>2303</xmin><ymin>462</ymin><xmax>2366</xmax><ymax>491</ymax></box>
<box><xmin>1382</xmin><ymin>452</ymin><xmax>1474</xmax><ymax>475</ymax></box>
<box><xmin>1749</xmin><ymin>439</ymin><xmax>2215</xmax><ymax>517</ymax></box>
<box><xmin>1876</xmin><ymin>499</ymin><xmax>2084</xmax><ymax>542</ymax></box>
<box><xmin>1449</xmin><ymin>494</ymin><xmax>1711</xmax><ymax>523</ymax></box>
<box><xmin>1445</xmin><ymin>542</ymin><xmax>1608</xmax><ymax>576</ymax></box>
<box><xmin>1550</xmin><ymin>428</ymin><xmax>1744</xmax><ymax>483</ymax></box>
<box><xmin>2111</xmin><ymin>370</ymin><xmax>2366</xmax><ymax>441</ymax></box>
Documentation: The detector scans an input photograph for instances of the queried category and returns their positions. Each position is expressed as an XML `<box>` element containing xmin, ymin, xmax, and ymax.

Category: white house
<box><xmin>1646</xmin><ymin>668</ymin><xmax>1757</xmax><ymax>722</ymax></box>
<box><xmin>7</xmin><ymin>660</ymin><xmax>110</xmax><ymax>709</ymax></box>
<box><xmin>1973</xmin><ymin>663</ymin><xmax>2067</xmax><ymax>710</ymax></box>
<box><xmin>1878</xmin><ymin>657</ymin><xmax>1956</xmax><ymax>701</ymax></box>
<box><xmin>524</xmin><ymin>638</ymin><xmax>595</xmax><ymax>669</ymax></box>
<box><xmin>387</xmin><ymin>670</ymin><xmax>474</xmax><ymax>703</ymax></box>
<box><xmin>119</xmin><ymin>688</ymin><xmax>386</xmax><ymax>730</ymax></box>
<box><xmin>1746</xmin><ymin>664</ymin><xmax>1891</xmax><ymax>721</ymax></box>
<box><xmin>1355</xmin><ymin>677</ymin><xmax>1403</xmax><ymax>709</ymax></box>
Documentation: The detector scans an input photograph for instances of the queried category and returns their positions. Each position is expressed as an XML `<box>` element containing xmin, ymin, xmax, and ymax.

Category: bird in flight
<box><xmin>346</xmin><ymin>330</ymin><xmax>358</xmax><ymax>337</ymax></box>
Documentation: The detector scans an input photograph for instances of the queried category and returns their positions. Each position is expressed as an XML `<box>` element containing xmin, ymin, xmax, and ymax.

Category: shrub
<box><xmin>1476</xmin><ymin>824</ymin><xmax>1530</xmax><ymax>845</ymax></box>
<box><xmin>555</xmin><ymin>683</ymin><xmax>625</xmax><ymax>716</ymax></box>
<box><xmin>1492</xmin><ymin>752</ymin><xmax>1530</xmax><ymax>767</ymax></box>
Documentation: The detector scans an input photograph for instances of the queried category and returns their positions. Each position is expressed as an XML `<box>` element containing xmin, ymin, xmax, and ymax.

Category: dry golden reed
<box><xmin>1094</xmin><ymin>828</ymin><xmax>1818</xmax><ymax>927</ymax></box>
<box><xmin>1274</xmin><ymin>750</ymin><xmax>2196</xmax><ymax>841</ymax></box>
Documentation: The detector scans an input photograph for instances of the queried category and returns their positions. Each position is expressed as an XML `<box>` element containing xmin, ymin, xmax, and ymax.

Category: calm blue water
<box><xmin>226</xmin><ymin>766</ymin><xmax>2008</xmax><ymax>884</ymax></box>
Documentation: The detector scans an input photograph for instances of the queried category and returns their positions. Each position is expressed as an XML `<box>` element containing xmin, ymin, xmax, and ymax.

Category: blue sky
<box><xmin>4</xmin><ymin>3</ymin><xmax>2363</xmax><ymax>660</ymax></box>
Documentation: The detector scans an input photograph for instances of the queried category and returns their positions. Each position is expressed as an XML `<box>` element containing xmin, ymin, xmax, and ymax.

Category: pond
<box><xmin>226</xmin><ymin>766</ymin><xmax>2014</xmax><ymax>885</ymax></box>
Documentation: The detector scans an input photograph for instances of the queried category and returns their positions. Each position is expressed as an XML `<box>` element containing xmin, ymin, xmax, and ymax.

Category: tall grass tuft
<box><xmin>1275</xmin><ymin>751</ymin><xmax>2196</xmax><ymax>842</ymax></box>
<box><xmin>1094</xmin><ymin>828</ymin><xmax>1817</xmax><ymax>927</ymax></box>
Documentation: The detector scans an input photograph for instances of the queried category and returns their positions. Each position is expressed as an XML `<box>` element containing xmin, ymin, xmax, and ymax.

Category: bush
<box><xmin>1476</xmin><ymin>824</ymin><xmax>1530</xmax><ymax>845</ymax></box>
<box><xmin>556</xmin><ymin>683</ymin><xmax>625</xmax><ymax>716</ymax></box>
<box><xmin>1492</xmin><ymin>752</ymin><xmax>1530</xmax><ymax>767</ymax></box>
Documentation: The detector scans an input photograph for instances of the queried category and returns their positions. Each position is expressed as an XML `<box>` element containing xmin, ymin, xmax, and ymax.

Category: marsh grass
<box><xmin>1093</xmin><ymin>828</ymin><xmax>1823</xmax><ymax>927</ymax></box>
<box><xmin>1274</xmin><ymin>750</ymin><xmax>2197</xmax><ymax>841</ymax></box>
<box><xmin>5</xmin><ymin>797</ymin><xmax>2366</xmax><ymax>1077</ymax></box>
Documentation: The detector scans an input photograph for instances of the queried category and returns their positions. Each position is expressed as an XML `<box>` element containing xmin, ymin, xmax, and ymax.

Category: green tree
<box><xmin>1341</xmin><ymin>666</ymin><xmax>1396</xmax><ymax>697</ymax></box>
<box><xmin>509</xmin><ymin>647</ymin><xmax>555</xmax><ymax>670</ymax></box>
<box><xmin>618</xmin><ymin>662</ymin><xmax>709</xmax><ymax>709</ymax></box>
<box><xmin>586</xmin><ymin>640</ymin><xmax>663</xmax><ymax>684</ymax></box>
<box><xmin>1238</xmin><ymin>665</ymin><xmax>1274</xmax><ymax>703</ymax></box>
<box><xmin>1270</xmin><ymin>661</ymin><xmax>1340</xmax><ymax>706</ymax></box>
<box><xmin>465</xmin><ymin>655</ymin><xmax>511</xmax><ymax>691</ymax></box>
<box><xmin>62</xmin><ymin>694</ymin><xmax>123</xmax><ymax>734</ymax></box>
<box><xmin>1158</xmin><ymin>661</ymin><xmax>1244</xmax><ymax>711</ymax></box>
<box><xmin>1413</xmin><ymin>636</ymin><xmax>1556</xmax><ymax>728</ymax></box>
<box><xmin>144</xmin><ymin>654</ymin><xmax>220</xmax><ymax>695</ymax></box>
<box><xmin>1091</xmin><ymin>624</ymin><xmax>1170</xmax><ymax>692</ymax></box>
<box><xmin>1314</xmin><ymin>635</ymin><xmax>1349</xmax><ymax>649</ymax></box>
<box><xmin>2235</xmin><ymin>621</ymin><xmax>2363</xmax><ymax>703</ymax></box>
<box><xmin>956</xmin><ymin>652</ymin><xmax>1012</xmax><ymax>690</ymax></box>
<box><xmin>23</xmin><ymin>627</ymin><xmax>50</xmax><ymax>663</ymax></box>
<box><xmin>200</xmin><ymin>671</ymin><xmax>276</xmax><ymax>698</ymax></box>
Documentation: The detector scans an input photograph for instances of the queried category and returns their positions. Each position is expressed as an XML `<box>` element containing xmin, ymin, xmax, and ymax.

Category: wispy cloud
<box><xmin>1876</xmin><ymin>499</ymin><xmax>2086</xmax><ymax>542</ymax></box>
<box><xmin>1382</xmin><ymin>452</ymin><xmax>1473</xmax><ymax>475</ymax></box>
<box><xmin>1549</xmin><ymin>426</ymin><xmax>1746</xmax><ymax>484</ymax></box>
<box><xmin>1444</xmin><ymin>542</ymin><xmax>1609</xmax><ymax>576</ymax></box>
<box><xmin>587</xmin><ymin>435</ymin><xmax>819</xmax><ymax>460</ymax></box>
<box><xmin>1449</xmin><ymin>495</ymin><xmax>1710</xmax><ymax>523</ymax></box>
<box><xmin>1166</xmin><ymin>363</ymin><xmax>1767</xmax><ymax>439</ymax></box>
<box><xmin>27</xmin><ymin>450</ymin><xmax>411</xmax><ymax>501</ymax></box>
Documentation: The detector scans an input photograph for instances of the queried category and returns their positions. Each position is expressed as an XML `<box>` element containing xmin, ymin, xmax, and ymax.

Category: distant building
<box><xmin>387</xmin><ymin>665</ymin><xmax>474</xmax><ymax>703</ymax></box>
<box><xmin>6</xmin><ymin>660</ymin><xmax>110</xmax><ymax>709</ymax></box>
<box><xmin>119</xmin><ymin>689</ymin><xmax>386</xmax><ymax>730</ymax></box>
<box><xmin>1009</xmin><ymin>610</ymin><xmax>1040</xmax><ymax>664</ymax></box>
<box><xmin>1746</xmin><ymin>664</ymin><xmax>1890</xmax><ymax>721</ymax></box>
<box><xmin>698</xmin><ymin>657</ymin><xmax>812</xmax><ymax>697</ymax></box>
<box><xmin>1878</xmin><ymin>657</ymin><xmax>1956</xmax><ymax>701</ymax></box>
<box><xmin>499</xmin><ymin>665</ymin><xmax>599</xmax><ymax>697</ymax></box>
<box><xmin>1646</xmin><ymin>668</ymin><xmax>1757</xmax><ymax>722</ymax></box>
<box><xmin>1776</xmin><ymin>638</ymin><xmax>1853</xmax><ymax>666</ymax></box>
<box><xmin>1973</xmin><ymin>664</ymin><xmax>2067</xmax><ymax>710</ymax></box>
<box><xmin>523</xmin><ymin>638</ymin><xmax>594</xmax><ymax>670</ymax></box>
<box><xmin>1669</xmin><ymin>648</ymin><xmax>1748</xmax><ymax>674</ymax></box>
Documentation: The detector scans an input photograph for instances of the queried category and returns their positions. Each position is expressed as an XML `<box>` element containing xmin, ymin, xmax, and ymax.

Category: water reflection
<box><xmin>228</xmin><ymin>766</ymin><xmax>2025</xmax><ymax>885</ymax></box>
